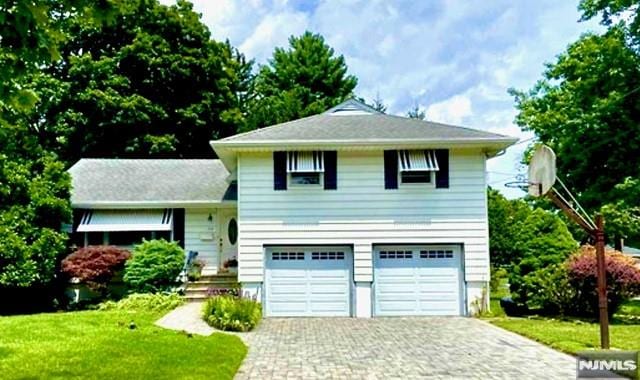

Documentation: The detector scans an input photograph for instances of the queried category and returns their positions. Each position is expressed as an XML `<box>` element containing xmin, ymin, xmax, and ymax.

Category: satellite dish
<box><xmin>528</xmin><ymin>145</ymin><xmax>557</xmax><ymax>197</ymax></box>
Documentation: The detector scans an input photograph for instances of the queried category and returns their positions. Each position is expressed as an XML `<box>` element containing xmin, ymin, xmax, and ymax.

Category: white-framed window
<box><xmin>400</xmin><ymin>171</ymin><xmax>433</xmax><ymax>184</ymax></box>
<box><xmin>287</xmin><ymin>151</ymin><xmax>324</xmax><ymax>187</ymax></box>
<box><xmin>290</xmin><ymin>172</ymin><xmax>322</xmax><ymax>186</ymax></box>
<box><xmin>398</xmin><ymin>150</ymin><xmax>439</xmax><ymax>185</ymax></box>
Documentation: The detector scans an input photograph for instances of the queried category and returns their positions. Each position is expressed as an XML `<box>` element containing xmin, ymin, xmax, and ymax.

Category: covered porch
<box><xmin>73</xmin><ymin>207</ymin><xmax>238</xmax><ymax>275</ymax></box>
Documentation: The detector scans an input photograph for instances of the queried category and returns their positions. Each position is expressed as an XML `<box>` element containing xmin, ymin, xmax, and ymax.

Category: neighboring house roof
<box><xmin>69</xmin><ymin>159</ymin><xmax>235</xmax><ymax>208</ymax></box>
<box><xmin>211</xmin><ymin>99</ymin><xmax>518</xmax><ymax>170</ymax></box>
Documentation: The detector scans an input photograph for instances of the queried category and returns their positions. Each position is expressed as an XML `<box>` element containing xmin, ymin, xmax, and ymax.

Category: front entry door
<box><xmin>218</xmin><ymin>209</ymin><xmax>238</xmax><ymax>269</ymax></box>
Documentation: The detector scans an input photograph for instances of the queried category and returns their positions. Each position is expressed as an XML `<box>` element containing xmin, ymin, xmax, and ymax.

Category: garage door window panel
<box><xmin>271</xmin><ymin>252</ymin><xmax>305</xmax><ymax>260</ymax></box>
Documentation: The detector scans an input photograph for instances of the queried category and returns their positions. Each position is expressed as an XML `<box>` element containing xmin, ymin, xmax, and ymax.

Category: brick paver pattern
<box><xmin>235</xmin><ymin>317</ymin><xmax>576</xmax><ymax>380</ymax></box>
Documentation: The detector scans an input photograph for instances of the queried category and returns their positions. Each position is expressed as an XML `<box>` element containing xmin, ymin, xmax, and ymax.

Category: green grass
<box><xmin>490</xmin><ymin>316</ymin><xmax>640</xmax><ymax>354</ymax></box>
<box><xmin>484</xmin><ymin>278</ymin><xmax>640</xmax><ymax>355</ymax></box>
<box><xmin>0</xmin><ymin>310</ymin><xmax>247</xmax><ymax>380</ymax></box>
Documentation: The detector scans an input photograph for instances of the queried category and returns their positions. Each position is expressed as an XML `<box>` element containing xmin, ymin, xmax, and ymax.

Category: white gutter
<box><xmin>72</xmin><ymin>200</ymin><xmax>237</xmax><ymax>209</ymax></box>
<box><xmin>211</xmin><ymin>137</ymin><xmax>518</xmax><ymax>149</ymax></box>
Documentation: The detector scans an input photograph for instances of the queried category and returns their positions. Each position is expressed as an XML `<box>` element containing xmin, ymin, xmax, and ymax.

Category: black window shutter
<box><xmin>324</xmin><ymin>151</ymin><xmax>337</xmax><ymax>190</ymax></box>
<box><xmin>435</xmin><ymin>149</ymin><xmax>450</xmax><ymax>188</ymax></box>
<box><xmin>384</xmin><ymin>150</ymin><xmax>398</xmax><ymax>189</ymax></box>
<box><xmin>273</xmin><ymin>151</ymin><xmax>287</xmax><ymax>190</ymax></box>
<box><xmin>172</xmin><ymin>208</ymin><xmax>185</xmax><ymax>248</ymax></box>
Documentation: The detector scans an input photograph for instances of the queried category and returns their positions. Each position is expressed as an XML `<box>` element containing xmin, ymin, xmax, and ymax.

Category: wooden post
<box><xmin>595</xmin><ymin>215</ymin><xmax>610</xmax><ymax>349</ymax></box>
<box><xmin>546</xmin><ymin>189</ymin><xmax>611</xmax><ymax>349</ymax></box>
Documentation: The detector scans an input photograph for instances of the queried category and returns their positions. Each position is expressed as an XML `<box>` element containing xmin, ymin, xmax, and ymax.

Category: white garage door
<box><xmin>373</xmin><ymin>245</ymin><xmax>463</xmax><ymax>316</ymax></box>
<box><xmin>265</xmin><ymin>246</ymin><xmax>352</xmax><ymax>317</ymax></box>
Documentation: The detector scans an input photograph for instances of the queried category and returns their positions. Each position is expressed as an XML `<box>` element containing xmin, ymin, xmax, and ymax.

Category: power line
<box><xmin>511</xmin><ymin>137</ymin><xmax>535</xmax><ymax>146</ymax></box>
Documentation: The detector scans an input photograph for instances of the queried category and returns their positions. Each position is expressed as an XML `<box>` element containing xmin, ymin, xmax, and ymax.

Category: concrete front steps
<box><xmin>185</xmin><ymin>273</ymin><xmax>238</xmax><ymax>302</ymax></box>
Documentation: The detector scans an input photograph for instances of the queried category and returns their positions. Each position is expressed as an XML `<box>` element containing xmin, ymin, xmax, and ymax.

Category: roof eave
<box><xmin>212</xmin><ymin>138</ymin><xmax>516</xmax><ymax>150</ymax></box>
<box><xmin>211</xmin><ymin>137</ymin><xmax>517</xmax><ymax>171</ymax></box>
<box><xmin>71</xmin><ymin>200</ymin><xmax>237</xmax><ymax>209</ymax></box>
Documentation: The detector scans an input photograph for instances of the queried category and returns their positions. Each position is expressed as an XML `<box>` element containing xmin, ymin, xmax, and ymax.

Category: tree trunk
<box><xmin>614</xmin><ymin>237</ymin><xmax>623</xmax><ymax>252</ymax></box>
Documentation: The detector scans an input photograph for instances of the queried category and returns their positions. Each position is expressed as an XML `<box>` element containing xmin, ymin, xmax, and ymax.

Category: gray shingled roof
<box><xmin>69</xmin><ymin>159</ymin><xmax>234</xmax><ymax>207</ymax></box>
<box><xmin>215</xmin><ymin>99</ymin><xmax>514</xmax><ymax>144</ymax></box>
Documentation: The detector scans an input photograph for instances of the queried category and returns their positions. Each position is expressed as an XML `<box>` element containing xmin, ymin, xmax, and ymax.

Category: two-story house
<box><xmin>69</xmin><ymin>99</ymin><xmax>516</xmax><ymax>317</ymax></box>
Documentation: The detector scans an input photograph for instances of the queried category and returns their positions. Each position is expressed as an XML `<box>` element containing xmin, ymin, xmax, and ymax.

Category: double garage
<box><xmin>264</xmin><ymin>245</ymin><xmax>465</xmax><ymax>317</ymax></box>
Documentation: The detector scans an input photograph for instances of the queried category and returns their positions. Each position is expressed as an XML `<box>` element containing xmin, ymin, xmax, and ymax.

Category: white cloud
<box><xmin>239</xmin><ymin>11</ymin><xmax>309</xmax><ymax>62</ymax></box>
<box><xmin>425</xmin><ymin>95</ymin><xmax>473</xmax><ymax>125</ymax></box>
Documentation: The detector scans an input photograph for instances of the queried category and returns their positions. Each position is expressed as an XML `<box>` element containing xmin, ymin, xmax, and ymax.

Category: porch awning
<box><xmin>398</xmin><ymin>150</ymin><xmax>439</xmax><ymax>172</ymax></box>
<box><xmin>77</xmin><ymin>209</ymin><xmax>173</xmax><ymax>232</ymax></box>
<box><xmin>287</xmin><ymin>151</ymin><xmax>324</xmax><ymax>172</ymax></box>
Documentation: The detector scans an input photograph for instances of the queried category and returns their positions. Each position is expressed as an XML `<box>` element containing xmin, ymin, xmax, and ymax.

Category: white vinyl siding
<box><xmin>184</xmin><ymin>209</ymin><xmax>218</xmax><ymax>268</ymax></box>
<box><xmin>237</xmin><ymin>149</ymin><xmax>489</xmax><ymax>285</ymax></box>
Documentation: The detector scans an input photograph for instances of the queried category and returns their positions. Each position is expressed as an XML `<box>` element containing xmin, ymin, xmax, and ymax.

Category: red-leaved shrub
<box><xmin>566</xmin><ymin>245</ymin><xmax>640</xmax><ymax>317</ymax></box>
<box><xmin>61</xmin><ymin>246</ymin><xmax>131</xmax><ymax>290</ymax></box>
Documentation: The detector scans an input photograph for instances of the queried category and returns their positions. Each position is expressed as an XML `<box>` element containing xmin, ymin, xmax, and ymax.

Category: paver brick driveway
<box><xmin>235</xmin><ymin>317</ymin><xmax>575</xmax><ymax>379</ymax></box>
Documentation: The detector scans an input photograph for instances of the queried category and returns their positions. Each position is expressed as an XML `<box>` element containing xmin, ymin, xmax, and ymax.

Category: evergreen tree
<box><xmin>246</xmin><ymin>31</ymin><xmax>358</xmax><ymax>130</ymax></box>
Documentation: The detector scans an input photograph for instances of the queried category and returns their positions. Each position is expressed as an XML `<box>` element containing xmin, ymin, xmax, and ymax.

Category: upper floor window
<box><xmin>274</xmin><ymin>150</ymin><xmax>337</xmax><ymax>191</ymax></box>
<box><xmin>287</xmin><ymin>151</ymin><xmax>324</xmax><ymax>186</ymax></box>
<box><xmin>398</xmin><ymin>150</ymin><xmax>439</xmax><ymax>184</ymax></box>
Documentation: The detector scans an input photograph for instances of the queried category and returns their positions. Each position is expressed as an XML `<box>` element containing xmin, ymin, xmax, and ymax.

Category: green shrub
<box><xmin>525</xmin><ymin>264</ymin><xmax>577</xmax><ymax>315</ymax></box>
<box><xmin>508</xmin><ymin>209</ymin><xmax>577</xmax><ymax>307</ymax></box>
<box><xmin>61</xmin><ymin>246</ymin><xmax>131</xmax><ymax>292</ymax></box>
<box><xmin>99</xmin><ymin>293</ymin><xmax>185</xmax><ymax>313</ymax></box>
<box><xmin>202</xmin><ymin>295</ymin><xmax>262</xmax><ymax>332</ymax></box>
<box><xmin>124</xmin><ymin>239</ymin><xmax>184</xmax><ymax>293</ymax></box>
<box><xmin>490</xmin><ymin>266</ymin><xmax>508</xmax><ymax>293</ymax></box>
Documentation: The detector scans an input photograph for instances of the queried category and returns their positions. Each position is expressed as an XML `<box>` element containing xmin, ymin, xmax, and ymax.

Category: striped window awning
<box><xmin>287</xmin><ymin>151</ymin><xmax>324</xmax><ymax>173</ymax></box>
<box><xmin>77</xmin><ymin>209</ymin><xmax>173</xmax><ymax>232</ymax></box>
<box><xmin>398</xmin><ymin>150</ymin><xmax>440</xmax><ymax>172</ymax></box>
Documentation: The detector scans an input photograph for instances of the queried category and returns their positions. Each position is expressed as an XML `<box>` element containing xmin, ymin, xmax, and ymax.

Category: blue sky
<box><xmin>162</xmin><ymin>0</ymin><xmax>602</xmax><ymax>198</ymax></box>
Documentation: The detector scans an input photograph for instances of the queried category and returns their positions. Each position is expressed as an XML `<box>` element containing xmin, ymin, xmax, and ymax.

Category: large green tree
<box><xmin>511</xmin><ymin>27</ymin><xmax>640</xmax><ymax>209</ymax></box>
<box><xmin>0</xmin><ymin>0</ymin><xmax>116</xmax><ymax>121</ymax></box>
<box><xmin>24</xmin><ymin>0</ymin><xmax>252</xmax><ymax>162</ymax></box>
<box><xmin>487</xmin><ymin>190</ymin><xmax>577</xmax><ymax>306</ymax></box>
<box><xmin>0</xmin><ymin>0</ymin><xmax>114</xmax><ymax>292</ymax></box>
<box><xmin>512</xmin><ymin>1</ymin><xmax>640</xmax><ymax>246</ymax></box>
<box><xmin>487</xmin><ymin>188</ymin><xmax>530</xmax><ymax>267</ymax></box>
<box><xmin>601</xmin><ymin>177</ymin><xmax>640</xmax><ymax>246</ymax></box>
<box><xmin>246</xmin><ymin>31</ymin><xmax>357</xmax><ymax>130</ymax></box>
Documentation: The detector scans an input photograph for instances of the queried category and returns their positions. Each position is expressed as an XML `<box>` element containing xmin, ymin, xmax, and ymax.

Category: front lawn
<box><xmin>0</xmin><ymin>309</ymin><xmax>247</xmax><ymax>380</ymax></box>
<box><xmin>490</xmin><ymin>315</ymin><xmax>640</xmax><ymax>354</ymax></box>
<box><xmin>485</xmin><ymin>281</ymin><xmax>640</xmax><ymax>355</ymax></box>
